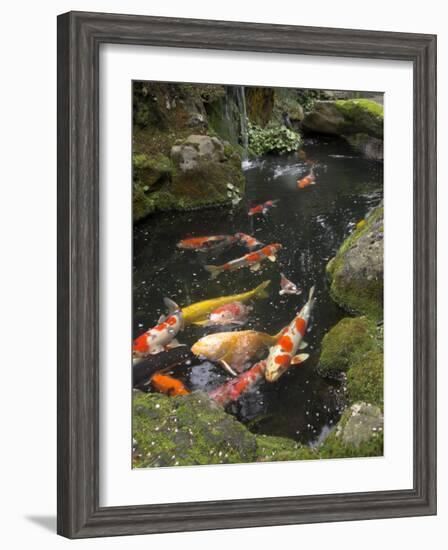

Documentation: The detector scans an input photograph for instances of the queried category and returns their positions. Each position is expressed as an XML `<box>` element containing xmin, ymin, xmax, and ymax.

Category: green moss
<box><xmin>334</xmin><ymin>99</ymin><xmax>383</xmax><ymax>138</ymax></box>
<box><xmin>133</xmin><ymin>153</ymin><xmax>173</xmax><ymax>189</ymax></box>
<box><xmin>133</xmin><ymin>391</ymin><xmax>258</xmax><ymax>468</ymax></box>
<box><xmin>255</xmin><ymin>435</ymin><xmax>318</xmax><ymax>462</ymax></box>
<box><xmin>327</xmin><ymin>205</ymin><xmax>383</xmax><ymax>321</ymax></box>
<box><xmin>245</xmin><ymin>87</ymin><xmax>275</xmax><ymax>127</ymax></box>
<box><xmin>318</xmin><ymin>317</ymin><xmax>378</xmax><ymax>376</ymax></box>
<box><xmin>347</xmin><ymin>349</ymin><xmax>383</xmax><ymax>407</ymax></box>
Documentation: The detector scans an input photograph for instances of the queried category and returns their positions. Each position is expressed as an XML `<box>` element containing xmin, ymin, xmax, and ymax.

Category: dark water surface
<box><xmin>133</xmin><ymin>137</ymin><xmax>383</xmax><ymax>444</ymax></box>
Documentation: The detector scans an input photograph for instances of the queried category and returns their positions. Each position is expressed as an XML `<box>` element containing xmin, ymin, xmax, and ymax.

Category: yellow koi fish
<box><xmin>191</xmin><ymin>328</ymin><xmax>281</xmax><ymax>376</ymax></box>
<box><xmin>181</xmin><ymin>280</ymin><xmax>270</xmax><ymax>325</ymax></box>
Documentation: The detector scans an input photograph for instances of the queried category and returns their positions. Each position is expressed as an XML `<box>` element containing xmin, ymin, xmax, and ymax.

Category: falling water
<box><xmin>236</xmin><ymin>86</ymin><xmax>249</xmax><ymax>161</ymax></box>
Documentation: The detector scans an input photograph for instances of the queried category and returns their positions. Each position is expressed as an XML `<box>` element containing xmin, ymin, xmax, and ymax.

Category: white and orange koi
<box><xmin>248</xmin><ymin>200</ymin><xmax>279</xmax><ymax>216</ymax></box>
<box><xmin>177</xmin><ymin>234</ymin><xmax>237</xmax><ymax>252</ymax></box>
<box><xmin>133</xmin><ymin>298</ymin><xmax>184</xmax><ymax>359</ymax></box>
<box><xmin>204</xmin><ymin>243</ymin><xmax>282</xmax><ymax>280</ymax></box>
<box><xmin>208</xmin><ymin>360</ymin><xmax>267</xmax><ymax>407</ymax></box>
<box><xmin>235</xmin><ymin>232</ymin><xmax>265</xmax><ymax>251</ymax></box>
<box><xmin>279</xmin><ymin>273</ymin><xmax>301</xmax><ymax>296</ymax></box>
<box><xmin>297</xmin><ymin>168</ymin><xmax>316</xmax><ymax>189</ymax></box>
<box><xmin>197</xmin><ymin>301</ymin><xmax>252</xmax><ymax>327</ymax></box>
<box><xmin>264</xmin><ymin>286</ymin><xmax>315</xmax><ymax>382</ymax></box>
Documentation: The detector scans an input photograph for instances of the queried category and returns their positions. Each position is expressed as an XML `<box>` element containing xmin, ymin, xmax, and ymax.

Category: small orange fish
<box><xmin>248</xmin><ymin>200</ymin><xmax>279</xmax><ymax>216</ymax></box>
<box><xmin>151</xmin><ymin>373</ymin><xmax>190</xmax><ymax>396</ymax></box>
<box><xmin>297</xmin><ymin>170</ymin><xmax>316</xmax><ymax>189</ymax></box>
<box><xmin>177</xmin><ymin>235</ymin><xmax>237</xmax><ymax>252</ymax></box>
<box><xmin>235</xmin><ymin>232</ymin><xmax>264</xmax><ymax>251</ymax></box>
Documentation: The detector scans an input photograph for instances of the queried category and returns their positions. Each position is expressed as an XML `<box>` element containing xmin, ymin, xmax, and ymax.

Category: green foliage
<box><xmin>248</xmin><ymin>122</ymin><xmax>302</xmax><ymax>156</ymax></box>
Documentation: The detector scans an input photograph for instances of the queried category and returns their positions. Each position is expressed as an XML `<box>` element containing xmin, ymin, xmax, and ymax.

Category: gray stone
<box><xmin>171</xmin><ymin>134</ymin><xmax>226</xmax><ymax>172</ymax></box>
<box><xmin>336</xmin><ymin>402</ymin><xmax>383</xmax><ymax>447</ymax></box>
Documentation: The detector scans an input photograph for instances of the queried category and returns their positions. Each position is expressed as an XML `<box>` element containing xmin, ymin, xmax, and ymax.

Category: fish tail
<box><xmin>204</xmin><ymin>264</ymin><xmax>222</xmax><ymax>280</ymax></box>
<box><xmin>308</xmin><ymin>285</ymin><xmax>316</xmax><ymax>303</ymax></box>
<box><xmin>253</xmin><ymin>279</ymin><xmax>271</xmax><ymax>299</ymax></box>
<box><xmin>163</xmin><ymin>297</ymin><xmax>180</xmax><ymax>314</ymax></box>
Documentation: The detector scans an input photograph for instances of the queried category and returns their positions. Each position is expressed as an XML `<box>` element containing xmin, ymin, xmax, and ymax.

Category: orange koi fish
<box><xmin>297</xmin><ymin>169</ymin><xmax>316</xmax><ymax>189</ymax></box>
<box><xmin>208</xmin><ymin>360</ymin><xmax>267</xmax><ymax>406</ymax></box>
<box><xmin>248</xmin><ymin>200</ymin><xmax>279</xmax><ymax>216</ymax></box>
<box><xmin>151</xmin><ymin>373</ymin><xmax>190</xmax><ymax>396</ymax></box>
<box><xmin>204</xmin><ymin>243</ymin><xmax>282</xmax><ymax>280</ymax></box>
<box><xmin>133</xmin><ymin>298</ymin><xmax>184</xmax><ymax>360</ymax></box>
<box><xmin>177</xmin><ymin>234</ymin><xmax>237</xmax><ymax>252</ymax></box>
<box><xmin>265</xmin><ymin>286</ymin><xmax>315</xmax><ymax>382</ymax></box>
<box><xmin>235</xmin><ymin>232</ymin><xmax>264</xmax><ymax>251</ymax></box>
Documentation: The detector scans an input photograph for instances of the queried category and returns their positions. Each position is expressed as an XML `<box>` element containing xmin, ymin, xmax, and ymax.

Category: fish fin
<box><xmin>149</xmin><ymin>345</ymin><xmax>165</xmax><ymax>355</ymax></box>
<box><xmin>250</xmin><ymin>263</ymin><xmax>261</xmax><ymax>272</ymax></box>
<box><xmin>220</xmin><ymin>360</ymin><xmax>238</xmax><ymax>377</ymax></box>
<box><xmin>299</xmin><ymin>341</ymin><xmax>308</xmax><ymax>350</ymax></box>
<box><xmin>252</xmin><ymin>280</ymin><xmax>271</xmax><ymax>299</ymax></box>
<box><xmin>157</xmin><ymin>314</ymin><xmax>167</xmax><ymax>324</ymax></box>
<box><xmin>291</xmin><ymin>353</ymin><xmax>309</xmax><ymax>365</ymax></box>
<box><xmin>279</xmin><ymin>289</ymin><xmax>286</xmax><ymax>296</ymax></box>
<box><xmin>163</xmin><ymin>297</ymin><xmax>180</xmax><ymax>314</ymax></box>
<box><xmin>192</xmin><ymin>319</ymin><xmax>209</xmax><ymax>327</ymax></box>
<box><xmin>165</xmin><ymin>339</ymin><xmax>185</xmax><ymax>349</ymax></box>
<box><xmin>204</xmin><ymin>264</ymin><xmax>222</xmax><ymax>280</ymax></box>
<box><xmin>268</xmin><ymin>255</ymin><xmax>277</xmax><ymax>262</ymax></box>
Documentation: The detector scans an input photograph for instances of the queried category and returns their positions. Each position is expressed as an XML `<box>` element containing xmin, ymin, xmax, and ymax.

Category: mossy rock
<box><xmin>245</xmin><ymin>87</ymin><xmax>275</xmax><ymax>127</ymax></box>
<box><xmin>255</xmin><ymin>435</ymin><xmax>318</xmax><ymax>462</ymax></box>
<box><xmin>327</xmin><ymin>204</ymin><xmax>383</xmax><ymax>321</ymax></box>
<box><xmin>347</xmin><ymin>349</ymin><xmax>383</xmax><ymax>407</ymax></box>
<box><xmin>302</xmin><ymin>99</ymin><xmax>383</xmax><ymax>139</ymax></box>
<box><xmin>133</xmin><ymin>391</ymin><xmax>258</xmax><ymax>467</ymax></box>
<box><xmin>320</xmin><ymin>402</ymin><xmax>383</xmax><ymax>456</ymax></box>
<box><xmin>318</xmin><ymin>317</ymin><xmax>378</xmax><ymax>376</ymax></box>
<box><xmin>133</xmin><ymin>153</ymin><xmax>173</xmax><ymax>189</ymax></box>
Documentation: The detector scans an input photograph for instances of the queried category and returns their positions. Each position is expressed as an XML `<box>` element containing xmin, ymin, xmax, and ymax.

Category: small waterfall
<box><xmin>236</xmin><ymin>86</ymin><xmax>249</xmax><ymax>161</ymax></box>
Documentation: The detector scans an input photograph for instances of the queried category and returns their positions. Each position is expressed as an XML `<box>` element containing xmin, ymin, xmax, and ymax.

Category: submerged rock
<box><xmin>345</xmin><ymin>133</ymin><xmax>383</xmax><ymax>161</ymax></box>
<box><xmin>326</xmin><ymin>204</ymin><xmax>383</xmax><ymax>321</ymax></box>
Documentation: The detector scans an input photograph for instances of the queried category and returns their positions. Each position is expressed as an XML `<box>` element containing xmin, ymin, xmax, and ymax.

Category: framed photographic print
<box><xmin>57</xmin><ymin>11</ymin><xmax>437</xmax><ymax>538</ymax></box>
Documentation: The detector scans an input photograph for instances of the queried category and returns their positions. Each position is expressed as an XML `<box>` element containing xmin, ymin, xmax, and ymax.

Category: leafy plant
<box><xmin>247</xmin><ymin>122</ymin><xmax>301</xmax><ymax>156</ymax></box>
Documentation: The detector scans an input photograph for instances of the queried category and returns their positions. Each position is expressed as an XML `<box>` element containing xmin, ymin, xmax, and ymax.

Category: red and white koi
<box><xmin>279</xmin><ymin>272</ymin><xmax>302</xmax><ymax>296</ymax></box>
<box><xmin>198</xmin><ymin>301</ymin><xmax>252</xmax><ymax>327</ymax></box>
<box><xmin>234</xmin><ymin>232</ymin><xmax>264</xmax><ymax>251</ymax></box>
<box><xmin>177</xmin><ymin>234</ymin><xmax>237</xmax><ymax>252</ymax></box>
<box><xmin>208</xmin><ymin>360</ymin><xmax>267</xmax><ymax>407</ymax></box>
<box><xmin>248</xmin><ymin>200</ymin><xmax>279</xmax><ymax>216</ymax></box>
<box><xmin>264</xmin><ymin>286</ymin><xmax>315</xmax><ymax>382</ymax></box>
<box><xmin>133</xmin><ymin>298</ymin><xmax>184</xmax><ymax>359</ymax></box>
<box><xmin>204</xmin><ymin>243</ymin><xmax>282</xmax><ymax>280</ymax></box>
<box><xmin>297</xmin><ymin>168</ymin><xmax>316</xmax><ymax>189</ymax></box>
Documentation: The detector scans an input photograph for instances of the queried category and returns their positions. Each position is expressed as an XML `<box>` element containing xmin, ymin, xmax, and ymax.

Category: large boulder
<box><xmin>302</xmin><ymin>99</ymin><xmax>383</xmax><ymax>139</ymax></box>
<box><xmin>326</xmin><ymin>204</ymin><xmax>383</xmax><ymax>321</ymax></box>
<box><xmin>332</xmin><ymin>402</ymin><xmax>383</xmax><ymax>448</ymax></box>
<box><xmin>171</xmin><ymin>134</ymin><xmax>226</xmax><ymax>171</ymax></box>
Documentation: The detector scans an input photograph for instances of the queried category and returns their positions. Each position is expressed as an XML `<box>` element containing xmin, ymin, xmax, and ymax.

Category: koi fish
<box><xmin>265</xmin><ymin>286</ymin><xmax>315</xmax><ymax>382</ymax></box>
<box><xmin>235</xmin><ymin>232</ymin><xmax>265</xmax><ymax>251</ymax></box>
<box><xmin>356</xmin><ymin>219</ymin><xmax>366</xmax><ymax>230</ymax></box>
<box><xmin>191</xmin><ymin>329</ymin><xmax>281</xmax><ymax>376</ymax></box>
<box><xmin>209</xmin><ymin>360</ymin><xmax>267</xmax><ymax>407</ymax></box>
<box><xmin>177</xmin><ymin>234</ymin><xmax>237</xmax><ymax>252</ymax></box>
<box><xmin>279</xmin><ymin>273</ymin><xmax>301</xmax><ymax>296</ymax></box>
<box><xmin>133</xmin><ymin>298</ymin><xmax>184</xmax><ymax>359</ymax></box>
<box><xmin>297</xmin><ymin>169</ymin><xmax>316</xmax><ymax>189</ymax></box>
<box><xmin>248</xmin><ymin>200</ymin><xmax>279</xmax><ymax>216</ymax></box>
<box><xmin>133</xmin><ymin>347</ymin><xmax>199</xmax><ymax>389</ymax></box>
<box><xmin>151</xmin><ymin>373</ymin><xmax>190</xmax><ymax>396</ymax></box>
<box><xmin>204</xmin><ymin>244</ymin><xmax>282</xmax><ymax>280</ymax></box>
<box><xmin>196</xmin><ymin>301</ymin><xmax>252</xmax><ymax>327</ymax></box>
<box><xmin>182</xmin><ymin>280</ymin><xmax>270</xmax><ymax>325</ymax></box>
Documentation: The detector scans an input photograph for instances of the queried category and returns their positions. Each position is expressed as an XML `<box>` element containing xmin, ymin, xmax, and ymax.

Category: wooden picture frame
<box><xmin>57</xmin><ymin>11</ymin><xmax>437</xmax><ymax>538</ymax></box>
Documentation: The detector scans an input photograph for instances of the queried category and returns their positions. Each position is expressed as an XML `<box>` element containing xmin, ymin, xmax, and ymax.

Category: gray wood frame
<box><xmin>57</xmin><ymin>10</ymin><xmax>437</xmax><ymax>538</ymax></box>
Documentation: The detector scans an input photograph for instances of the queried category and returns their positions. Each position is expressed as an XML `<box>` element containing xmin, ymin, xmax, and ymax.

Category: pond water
<box><xmin>133</xmin><ymin>137</ymin><xmax>383</xmax><ymax>445</ymax></box>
